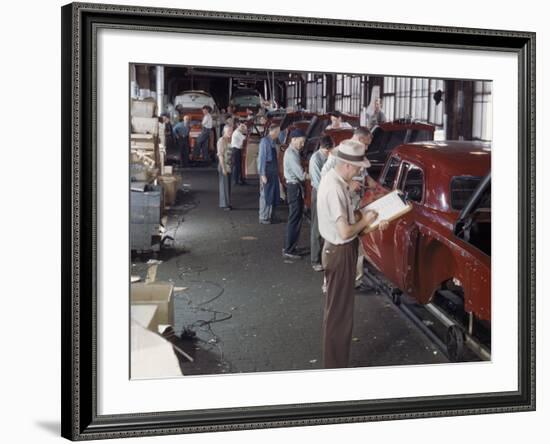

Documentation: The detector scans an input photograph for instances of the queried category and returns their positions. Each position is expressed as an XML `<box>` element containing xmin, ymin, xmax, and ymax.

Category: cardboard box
<box><xmin>131</xmin><ymin>117</ymin><xmax>159</xmax><ymax>135</ymax></box>
<box><xmin>131</xmin><ymin>282</ymin><xmax>174</xmax><ymax>326</ymax></box>
<box><xmin>130</xmin><ymin>320</ymin><xmax>183</xmax><ymax>378</ymax></box>
<box><xmin>158</xmin><ymin>174</ymin><xmax>181</xmax><ymax>207</ymax></box>
<box><xmin>131</xmin><ymin>98</ymin><xmax>156</xmax><ymax>118</ymax></box>
<box><xmin>131</xmin><ymin>142</ymin><xmax>156</xmax><ymax>151</ymax></box>
<box><xmin>131</xmin><ymin>133</ymin><xmax>156</xmax><ymax>142</ymax></box>
<box><xmin>131</xmin><ymin>304</ymin><xmax>161</xmax><ymax>332</ymax></box>
<box><xmin>131</xmin><ymin>134</ymin><xmax>157</xmax><ymax>150</ymax></box>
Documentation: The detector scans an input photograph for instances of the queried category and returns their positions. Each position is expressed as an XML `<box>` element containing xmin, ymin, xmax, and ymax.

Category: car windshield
<box><xmin>232</xmin><ymin>94</ymin><xmax>261</xmax><ymax>107</ymax></box>
<box><xmin>451</xmin><ymin>176</ymin><xmax>491</xmax><ymax>210</ymax></box>
<box><xmin>175</xmin><ymin>93</ymin><xmax>214</xmax><ymax>109</ymax></box>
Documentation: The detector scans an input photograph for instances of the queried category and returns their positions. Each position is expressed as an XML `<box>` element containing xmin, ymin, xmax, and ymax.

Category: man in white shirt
<box><xmin>317</xmin><ymin>139</ymin><xmax>387</xmax><ymax>368</ymax></box>
<box><xmin>321</xmin><ymin>127</ymin><xmax>378</xmax><ymax>288</ymax></box>
<box><xmin>231</xmin><ymin>123</ymin><xmax>248</xmax><ymax>185</ymax></box>
<box><xmin>194</xmin><ymin>105</ymin><xmax>213</xmax><ymax>162</ymax></box>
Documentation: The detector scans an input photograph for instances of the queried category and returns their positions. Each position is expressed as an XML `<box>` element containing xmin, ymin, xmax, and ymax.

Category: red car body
<box><xmin>360</xmin><ymin>141</ymin><xmax>491</xmax><ymax>323</ymax></box>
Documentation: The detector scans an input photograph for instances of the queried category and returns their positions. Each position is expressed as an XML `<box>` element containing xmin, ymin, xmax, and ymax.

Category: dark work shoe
<box><xmin>282</xmin><ymin>250</ymin><xmax>302</xmax><ymax>260</ymax></box>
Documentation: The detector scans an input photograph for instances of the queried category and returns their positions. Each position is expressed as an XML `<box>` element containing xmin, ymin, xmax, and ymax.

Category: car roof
<box><xmin>378</xmin><ymin>121</ymin><xmax>435</xmax><ymax>132</ymax></box>
<box><xmin>177</xmin><ymin>90</ymin><xmax>213</xmax><ymax>96</ymax></box>
<box><xmin>392</xmin><ymin>141</ymin><xmax>491</xmax><ymax>178</ymax></box>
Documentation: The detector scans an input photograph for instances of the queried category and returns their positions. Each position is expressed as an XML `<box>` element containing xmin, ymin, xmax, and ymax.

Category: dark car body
<box><xmin>303</xmin><ymin>113</ymin><xmax>360</xmax><ymax>158</ymax></box>
<box><xmin>324</xmin><ymin>121</ymin><xmax>435</xmax><ymax>179</ymax></box>
<box><xmin>279</xmin><ymin>111</ymin><xmax>317</xmax><ymax>132</ymax></box>
<box><xmin>360</xmin><ymin>141</ymin><xmax>491</xmax><ymax>326</ymax></box>
<box><xmin>230</xmin><ymin>88</ymin><xmax>263</xmax><ymax>113</ymax></box>
<box><xmin>367</xmin><ymin>121</ymin><xmax>435</xmax><ymax>178</ymax></box>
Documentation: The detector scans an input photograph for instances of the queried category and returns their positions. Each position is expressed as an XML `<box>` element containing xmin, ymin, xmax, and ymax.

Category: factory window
<box><xmin>286</xmin><ymin>81</ymin><xmax>300</xmax><ymax>110</ymax></box>
<box><xmin>383</xmin><ymin>76</ymin><xmax>444</xmax><ymax>127</ymax></box>
<box><xmin>382</xmin><ymin>77</ymin><xmax>395</xmax><ymax>122</ymax></box>
<box><xmin>306</xmin><ymin>74</ymin><xmax>326</xmax><ymax>114</ymax></box>
<box><xmin>472</xmin><ymin>81</ymin><xmax>493</xmax><ymax>141</ymax></box>
<box><xmin>411</xmin><ymin>78</ymin><xmax>429</xmax><ymax>121</ymax></box>
<box><xmin>383</xmin><ymin>77</ymin><xmax>412</xmax><ymax>120</ymax></box>
<box><xmin>395</xmin><ymin>77</ymin><xmax>412</xmax><ymax>119</ymax></box>
<box><xmin>349</xmin><ymin>76</ymin><xmax>362</xmax><ymax>116</ymax></box>
<box><xmin>334</xmin><ymin>75</ymin><xmax>363</xmax><ymax>116</ymax></box>
<box><xmin>322</xmin><ymin>77</ymin><xmax>327</xmax><ymax>113</ymax></box>
<box><xmin>335</xmin><ymin>74</ymin><xmax>344</xmax><ymax>112</ymax></box>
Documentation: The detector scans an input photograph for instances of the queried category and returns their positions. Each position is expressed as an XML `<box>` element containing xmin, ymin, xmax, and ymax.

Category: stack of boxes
<box><xmin>129</xmin><ymin>98</ymin><xmax>183</xmax><ymax>252</ymax></box>
<box><xmin>130</xmin><ymin>99</ymin><xmax>162</xmax><ymax>253</ymax></box>
<box><xmin>130</xmin><ymin>182</ymin><xmax>162</xmax><ymax>252</ymax></box>
<box><xmin>130</xmin><ymin>98</ymin><xmax>160</xmax><ymax>174</ymax></box>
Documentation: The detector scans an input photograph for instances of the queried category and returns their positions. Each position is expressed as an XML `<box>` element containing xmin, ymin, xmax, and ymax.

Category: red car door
<box><xmin>393</xmin><ymin>161</ymin><xmax>424</xmax><ymax>294</ymax></box>
<box><xmin>361</xmin><ymin>155</ymin><xmax>403</xmax><ymax>286</ymax></box>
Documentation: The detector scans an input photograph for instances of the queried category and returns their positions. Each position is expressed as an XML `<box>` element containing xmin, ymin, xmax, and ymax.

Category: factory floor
<box><xmin>131</xmin><ymin>166</ymin><xmax>449</xmax><ymax>376</ymax></box>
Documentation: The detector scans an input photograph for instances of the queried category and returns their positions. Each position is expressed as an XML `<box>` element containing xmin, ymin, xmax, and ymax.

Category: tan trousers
<box><xmin>321</xmin><ymin>238</ymin><xmax>359</xmax><ymax>368</ymax></box>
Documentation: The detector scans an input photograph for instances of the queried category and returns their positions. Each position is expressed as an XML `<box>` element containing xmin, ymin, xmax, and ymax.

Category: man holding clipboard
<box><xmin>317</xmin><ymin>139</ymin><xmax>389</xmax><ymax>368</ymax></box>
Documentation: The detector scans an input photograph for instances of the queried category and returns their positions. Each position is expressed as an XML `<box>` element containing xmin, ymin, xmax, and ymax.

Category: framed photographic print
<box><xmin>61</xmin><ymin>2</ymin><xmax>535</xmax><ymax>440</ymax></box>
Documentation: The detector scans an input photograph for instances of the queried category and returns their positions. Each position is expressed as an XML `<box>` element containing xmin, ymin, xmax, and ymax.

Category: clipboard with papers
<box><xmin>360</xmin><ymin>190</ymin><xmax>413</xmax><ymax>234</ymax></box>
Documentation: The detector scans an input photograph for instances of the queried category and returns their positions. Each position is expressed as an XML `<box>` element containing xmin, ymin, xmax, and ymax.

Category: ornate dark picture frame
<box><xmin>61</xmin><ymin>2</ymin><xmax>536</xmax><ymax>440</ymax></box>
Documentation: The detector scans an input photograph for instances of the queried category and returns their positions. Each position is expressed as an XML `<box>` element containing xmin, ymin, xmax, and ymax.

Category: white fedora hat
<box><xmin>334</xmin><ymin>139</ymin><xmax>371</xmax><ymax>168</ymax></box>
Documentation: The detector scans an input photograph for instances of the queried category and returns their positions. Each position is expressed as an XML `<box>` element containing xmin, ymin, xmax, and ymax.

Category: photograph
<box><xmin>128</xmin><ymin>64</ymin><xmax>493</xmax><ymax>379</ymax></box>
<box><xmin>59</xmin><ymin>1</ymin><xmax>536</xmax><ymax>440</ymax></box>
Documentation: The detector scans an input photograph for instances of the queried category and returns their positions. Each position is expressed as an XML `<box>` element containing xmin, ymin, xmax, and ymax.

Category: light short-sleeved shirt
<box><xmin>217</xmin><ymin>137</ymin><xmax>232</xmax><ymax>172</ymax></box>
<box><xmin>320</xmin><ymin>149</ymin><xmax>338</xmax><ymax>177</ymax></box>
<box><xmin>367</xmin><ymin>110</ymin><xmax>386</xmax><ymax>129</ymax></box>
<box><xmin>325</xmin><ymin>121</ymin><xmax>352</xmax><ymax>131</ymax></box>
<box><xmin>309</xmin><ymin>149</ymin><xmax>328</xmax><ymax>190</ymax></box>
<box><xmin>231</xmin><ymin>130</ymin><xmax>246</xmax><ymax>149</ymax></box>
<box><xmin>202</xmin><ymin>114</ymin><xmax>213</xmax><ymax>129</ymax></box>
<box><xmin>283</xmin><ymin>146</ymin><xmax>306</xmax><ymax>183</ymax></box>
<box><xmin>317</xmin><ymin>168</ymin><xmax>356</xmax><ymax>245</ymax></box>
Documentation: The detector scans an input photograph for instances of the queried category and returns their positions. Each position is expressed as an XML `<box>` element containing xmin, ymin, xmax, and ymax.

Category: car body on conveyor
<box><xmin>302</xmin><ymin>112</ymin><xmax>360</xmax><ymax>159</ymax></box>
<box><xmin>173</xmin><ymin>90</ymin><xmax>219</xmax><ymax>161</ymax></box>
<box><xmin>230</xmin><ymin>88</ymin><xmax>264</xmax><ymax>116</ymax></box>
<box><xmin>360</xmin><ymin>141</ymin><xmax>491</xmax><ymax>359</ymax></box>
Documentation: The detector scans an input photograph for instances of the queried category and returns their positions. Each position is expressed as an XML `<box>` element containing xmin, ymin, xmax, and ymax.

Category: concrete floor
<box><xmin>132</xmin><ymin>167</ymin><xmax>448</xmax><ymax>376</ymax></box>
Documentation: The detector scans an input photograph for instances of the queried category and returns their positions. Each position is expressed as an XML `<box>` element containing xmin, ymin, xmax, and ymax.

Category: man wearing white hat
<box><xmin>317</xmin><ymin>139</ymin><xmax>386</xmax><ymax>368</ymax></box>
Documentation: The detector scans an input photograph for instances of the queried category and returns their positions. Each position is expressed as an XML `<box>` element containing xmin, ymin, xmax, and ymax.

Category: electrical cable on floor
<box><xmin>163</xmin><ymin>194</ymin><xmax>200</xmax><ymax>247</ymax></box>
<box><xmin>172</xmin><ymin>239</ymin><xmax>233</xmax><ymax>372</ymax></box>
<box><xmin>157</xmin><ymin>184</ymin><xmax>234</xmax><ymax>372</ymax></box>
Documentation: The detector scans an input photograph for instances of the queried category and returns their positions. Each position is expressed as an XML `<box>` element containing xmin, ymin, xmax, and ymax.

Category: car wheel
<box><xmin>446</xmin><ymin>324</ymin><xmax>465</xmax><ymax>362</ymax></box>
<box><xmin>391</xmin><ymin>289</ymin><xmax>402</xmax><ymax>306</ymax></box>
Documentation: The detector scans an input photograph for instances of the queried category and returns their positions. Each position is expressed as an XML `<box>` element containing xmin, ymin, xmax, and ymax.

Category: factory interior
<box><xmin>129</xmin><ymin>64</ymin><xmax>493</xmax><ymax>378</ymax></box>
